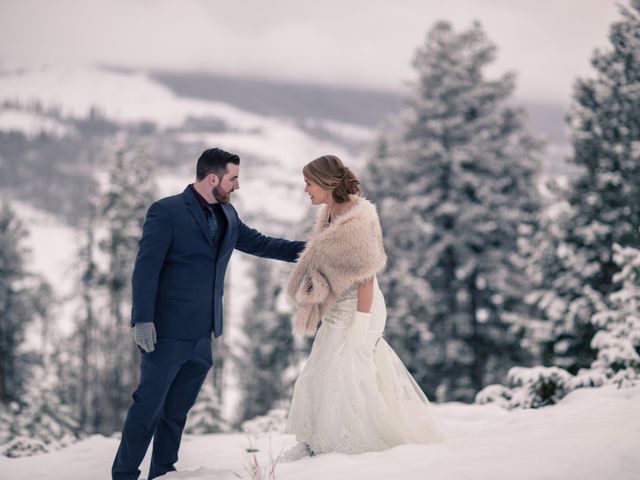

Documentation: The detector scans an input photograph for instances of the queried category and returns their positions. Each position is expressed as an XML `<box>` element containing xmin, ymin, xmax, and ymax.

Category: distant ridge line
<box><xmin>151</xmin><ymin>70</ymin><xmax>403</xmax><ymax>127</ymax></box>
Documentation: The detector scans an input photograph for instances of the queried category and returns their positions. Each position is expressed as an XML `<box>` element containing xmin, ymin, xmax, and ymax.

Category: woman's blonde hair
<box><xmin>303</xmin><ymin>155</ymin><xmax>361</xmax><ymax>203</ymax></box>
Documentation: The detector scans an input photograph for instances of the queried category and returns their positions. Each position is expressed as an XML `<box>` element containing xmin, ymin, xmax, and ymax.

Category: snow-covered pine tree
<box><xmin>2</xmin><ymin>366</ymin><xmax>80</xmax><ymax>458</ymax></box>
<box><xmin>0</xmin><ymin>202</ymin><xmax>52</xmax><ymax>405</ymax></box>
<box><xmin>586</xmin><ymin>244</ymin><xmax>640</xmax><ymax>387</ymax></box>
<box><xmin>476</xmin><ymin>244</ymin><xmax>640</xmax><ymax>410</ymax></box>
<box><xmin>184</xmin><ymin>372</ymin><xmax>228</xmax><ymax>435</ymax></box>
<box><xmin>518</xmin><ymin>200</ymin><xmax>570</xmax><ymax>367</ymax></box>
<box><xmin>73</xmin><ymin>207</ymin><xmax>102</xmax><ymax>433</ymax></box>
<box><xmin>475</xmin><ymin>365</ymin><xmax>576</xmax><ymax>410</ymax></box>
<box><xmin>99</xmin><ymin>142</ymin><xmax>157</xmax><ymax>432</ymax></box>
<box><xmin>236</xmin><ymin>259</ymin><xmax>295</xmax><ymax>424</ymax></box>
<box><xmin>365</xmin><ymin>21</ymin><xmax>542</xmax><ymax>401</ymax></box>
<box><xmin>529</xmin><ymin>0</ymin><xmax>640</xmax><ymax>373</ymax></box>
<box><xmin>0</xmin><ymin>401</ymin><xmax>12</xmax><ymax>445</ymax></box>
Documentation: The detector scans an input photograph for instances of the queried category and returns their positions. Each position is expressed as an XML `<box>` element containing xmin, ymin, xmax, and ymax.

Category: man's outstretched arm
<box><xmin>235</xmin><ymin>219</ymin><xmax>305</xmax><ymax>262</ymax></box>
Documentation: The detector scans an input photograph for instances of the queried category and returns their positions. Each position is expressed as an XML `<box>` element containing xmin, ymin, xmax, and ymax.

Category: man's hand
<box><xmin>346</xmin><ymin>311</ymin><xmax>371</xmax><ymax>347</ymax></box>
<box><xmin>134</xmin><ymin>322</ymin><xmax>157</xmax><ymax>353</ymax></box>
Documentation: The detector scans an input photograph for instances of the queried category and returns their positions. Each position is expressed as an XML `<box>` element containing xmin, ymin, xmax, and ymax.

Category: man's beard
<box><xmin>212</xmin><ymin>185</ymin><xmax>232</xmax><ymax>204</ymax></box>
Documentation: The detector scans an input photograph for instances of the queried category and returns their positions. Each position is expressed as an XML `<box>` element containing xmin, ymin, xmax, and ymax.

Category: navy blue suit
<box><xmin>112</xmin><ymin>186</ymin><xmax>304</xmax><ymax>480</ymax></box>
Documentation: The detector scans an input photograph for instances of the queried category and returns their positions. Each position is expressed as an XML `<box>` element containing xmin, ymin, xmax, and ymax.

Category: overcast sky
<box><xmin>0</xmin><ymin>0</ymin><xmax>622</xmax><ymax>103</ymax></box>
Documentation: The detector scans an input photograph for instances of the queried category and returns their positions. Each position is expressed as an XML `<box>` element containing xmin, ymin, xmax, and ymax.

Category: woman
<box><xmin>285</xmin><ymin>155</ymin><xmax>446</xmax><ymax>456</ymax></box>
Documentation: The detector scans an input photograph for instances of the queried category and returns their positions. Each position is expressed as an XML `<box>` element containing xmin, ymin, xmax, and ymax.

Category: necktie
<box><xmin>206</xmin><ymin>205</ymin><xmax>218</xmax><ymax>242</ymax></box>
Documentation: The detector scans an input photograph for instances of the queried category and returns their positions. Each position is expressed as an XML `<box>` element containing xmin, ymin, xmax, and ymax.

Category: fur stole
<box><xmin>287</xmin><ymin>196</ymin><xmax>387</xmax><ymax>335</ymax></box>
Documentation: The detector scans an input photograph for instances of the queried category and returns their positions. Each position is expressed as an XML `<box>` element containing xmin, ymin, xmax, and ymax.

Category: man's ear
<box><xmin>208</xmin><ymin>173</ymin><xmax>220</xmax><ymax>187</ymax></box>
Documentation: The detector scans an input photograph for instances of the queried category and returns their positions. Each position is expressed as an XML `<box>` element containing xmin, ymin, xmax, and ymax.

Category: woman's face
<box><xmin>304</xmin><ymin>176</ymin><xmax>332</xmax><ymax>205</ymax></box>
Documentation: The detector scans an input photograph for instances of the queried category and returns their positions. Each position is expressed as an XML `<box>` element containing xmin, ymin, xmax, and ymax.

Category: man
<box><xmin>112</xmin><ymin>148</ymin><xmax>305</xmax><ymax>480</ymax></box>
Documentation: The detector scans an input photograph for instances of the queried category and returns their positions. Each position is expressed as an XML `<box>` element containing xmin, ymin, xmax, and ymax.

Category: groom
<box><xmin>112</xmin><ymin>148</ymin><xmax>305</xmax><ymax>480</ymax></box>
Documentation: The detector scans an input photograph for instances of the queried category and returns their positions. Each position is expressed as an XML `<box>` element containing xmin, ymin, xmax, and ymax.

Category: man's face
<box><xmin>213</xmin><ymin>163</ymin><xmax>240</xmax><ymax>204</ymax></box>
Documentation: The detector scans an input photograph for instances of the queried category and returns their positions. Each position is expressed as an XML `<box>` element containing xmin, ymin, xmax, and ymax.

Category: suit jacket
<box><xmin>131</xmin><ymin>186</ymin><xmax>305</xmax><ymax>339</ymax></box>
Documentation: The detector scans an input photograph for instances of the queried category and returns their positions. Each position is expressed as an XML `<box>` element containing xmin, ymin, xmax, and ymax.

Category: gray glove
<box><xmin>134</xmin><ymin>322</ymin><xmax>157</xmax><ymax>353</ymax></box>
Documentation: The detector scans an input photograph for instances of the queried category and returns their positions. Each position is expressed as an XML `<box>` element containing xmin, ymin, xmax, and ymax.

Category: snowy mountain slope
<box><xmin>2</xmin><ymin>384</ymin><xmax>638</xmax><ymax>480</ymax></box>
<box><xmin>0</xmin><ymin>64</ymin><xmax>372</xmax><ymax>226</ymax></box>
<box><xmin>0</xmin><ymin>65</ymin><xmax>373</xmax><ymax>149</ymax></box>
<box><xmin>0</xmin><ymin>109</ymin><xmax>76</xmax><ymax>139</ymax></box>
<box><xmin>0</xmin><ymin>65</ymin><xmax>266</xmax><ymax>130</ymax></box>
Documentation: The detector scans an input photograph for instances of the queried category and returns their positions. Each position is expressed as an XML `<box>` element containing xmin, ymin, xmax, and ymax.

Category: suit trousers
<box><xmin>112</xmin><ymin>337</ymin><xmax>213</xmax><ymax>480</ymax></box>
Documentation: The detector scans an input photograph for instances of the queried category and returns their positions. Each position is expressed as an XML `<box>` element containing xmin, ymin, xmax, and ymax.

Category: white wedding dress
<box><xmin>285</xmin><ymin>277</ymin><xmax>446</xmax><ymax>454</ymax></box>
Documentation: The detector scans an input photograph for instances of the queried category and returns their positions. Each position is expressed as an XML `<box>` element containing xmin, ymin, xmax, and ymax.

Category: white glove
<box><xmin>347</xmin><ymin>311</ymin><xmax>371</xmax><ymax>347</ymax></box>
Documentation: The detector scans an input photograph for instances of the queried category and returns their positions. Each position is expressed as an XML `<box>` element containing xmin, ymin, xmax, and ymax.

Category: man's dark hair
<box><xmin>196</xmin><ymin>148</ymin><xmax>240</xmax><ymax>181</ymax></box>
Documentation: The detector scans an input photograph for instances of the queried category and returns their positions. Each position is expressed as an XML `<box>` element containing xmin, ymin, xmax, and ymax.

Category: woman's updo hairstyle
<box><xmin>303</xmin><ymin>155</ymin><xmax>361</xmax><ymax>203</ymax></box>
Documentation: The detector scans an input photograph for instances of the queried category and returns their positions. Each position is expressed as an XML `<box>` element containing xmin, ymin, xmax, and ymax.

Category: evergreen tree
<box><xmin>529</xmin><ymin>0</ymin><xmax>640</xmax><ymax>372</ymax></box>
<box><xmin>517</xmin><ymin>208</ymin><xmax>569</xmax><ymax>365</ymax></box>
<box><xmin>99</xmin><ymin>142</ymin><xmax>157</xmax><ymax>432</ymax></box>
<box><xmin>2</xmin><ymin>366</ymin><xmax>80</xmax><ymax>458</ymax></box>
<box><xmin>365</xmin><ymin>21</ymin><xmax>542</xmax><ymax>401</ymax></box>
<box><xmin>588</xmin><ymin>244</ymin><xmax>640</xmax><ymax>386</ymax></box>
<box><xmin>0</xmin><ymin>202</ymin><xmax>51</xmax><ymax>405</ymax></box>
<box><xmin>237</xmin><ymin>260</ymin><xmax>295</xmax><ymax>423</ymax></box>
<box><xmin>476</xmin><ymin>244</ymin><xmax>640</xmax><ymax>410</ymax></box>
<box><xmin>185</xmin><ymin>372</ymin><xmax>228</xmax><ymax>434</ymax></box>
<box><xmin>0</xmin><ymin>402</ymin><xmax>12</xmax><ymax>445</ymax></box>
<box><xmin>74</xmin><ymin>209</ymin><xmax>102</xmax><ymax>433</ymax></box>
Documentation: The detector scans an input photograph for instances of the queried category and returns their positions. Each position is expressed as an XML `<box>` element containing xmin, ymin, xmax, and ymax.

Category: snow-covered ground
<box><xmin>2</xmin><ymin>384</ymin><xmax>638</xmax><ymax>480</ymax></box>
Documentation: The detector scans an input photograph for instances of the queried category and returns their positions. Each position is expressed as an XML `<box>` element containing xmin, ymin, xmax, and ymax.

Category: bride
<box><xmin>285</xmin><ymin>155</ymin><xmax>446</xmax><ymax>455</ymax></box>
